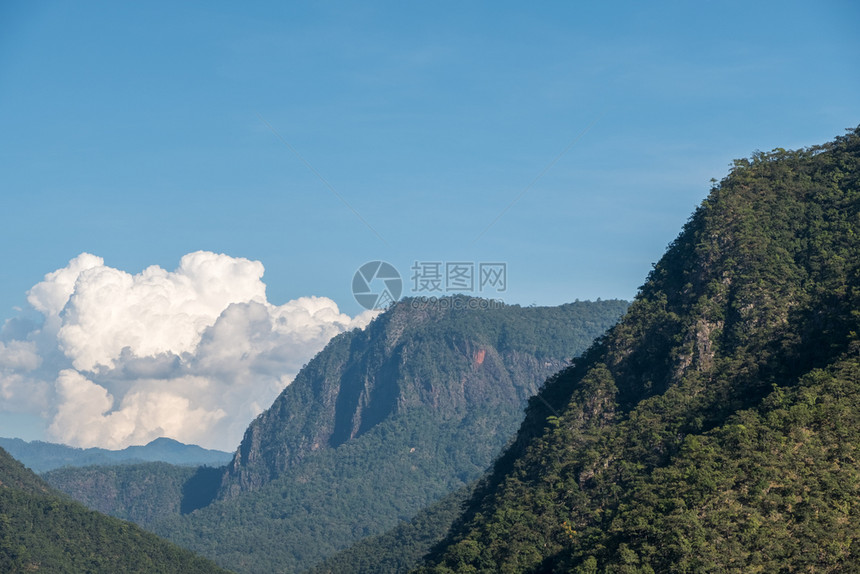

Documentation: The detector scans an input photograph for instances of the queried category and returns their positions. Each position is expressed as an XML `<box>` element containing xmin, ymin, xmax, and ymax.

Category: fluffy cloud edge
<box><xmin>1</xmin><ymin>252</ymin><xmax>379</xmax><ymax>450</ymax></box>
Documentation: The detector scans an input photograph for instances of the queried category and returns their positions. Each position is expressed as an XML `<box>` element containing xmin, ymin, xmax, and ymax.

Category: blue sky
<box><xmin>1</xmin><ymin>1</ymin><xmax>858</xmax><ymax>317</ymax></box>
<box><xmin>2</xmin><ymin>2</ymin><xmax>860</xmax><ymax>447</ymax></box>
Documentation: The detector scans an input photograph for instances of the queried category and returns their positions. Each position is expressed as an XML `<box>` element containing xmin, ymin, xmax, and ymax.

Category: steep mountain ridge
<box><xmin>219</xmin><ymin>297</ymin><xmax>626</xmax><ymax>498</ymax></box>
<box><xmin>419</xmin><ymin>128</ymin><xmax>860</xmax><ymax>572</ymax></box>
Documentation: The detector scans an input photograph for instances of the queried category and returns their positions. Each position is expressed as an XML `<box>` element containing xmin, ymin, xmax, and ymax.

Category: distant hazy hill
<box><xmin>0</xmin><ymin>436</ymin><xmax>232</xmax><ymax>473</ymax></box>
<box><xmin>46</xmin><ymin>297</ymin><xmax>627</xmax><ymax>574</ymax></box>
<box><xmin>418</xmin><ymin>129</ymin><xmax>860</xmax><ymax>572</ymax></box>
<box><xmin>0</xmin><ymin>446</ymin><xmax>229</xmax><ymax>574</ymax></box>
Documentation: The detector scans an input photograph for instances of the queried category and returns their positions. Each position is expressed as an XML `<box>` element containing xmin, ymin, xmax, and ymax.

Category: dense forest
<box><xmin>417</xmin><ymin>128</ymin><xmax>860</xmax><ymax>572</ymax></box>
<box><xmin>306</xmin><ymin>485</ymin><xmax>473</xmax><ymax>574</ymax></box>
<box><xmin>44</xmin><ymin>298</ymin><xmax>627</xmax><ymax>573</ymax></box>
<box><xmin>0</xmin><ymin>447</ymin><xmax>228</xmax><ymax>574</ymax></box>
<box><xmin>43</xmin><ymin>462</ymin><xmax>222</xmax><ymax>527</ymax></box>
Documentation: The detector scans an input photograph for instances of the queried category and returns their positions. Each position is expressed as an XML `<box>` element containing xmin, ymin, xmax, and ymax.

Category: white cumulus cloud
<box><xmin>0</xmin><ymin>252</ymin><xmax>378</xmax><ymax>450</ymax></box>
<box><xmin>48</xmin><ymin>251</ymin><xmax>268</xmax><ymax>371</ymax></box>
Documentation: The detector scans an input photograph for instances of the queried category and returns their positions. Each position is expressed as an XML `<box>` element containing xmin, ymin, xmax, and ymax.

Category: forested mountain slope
<box><xmin>43</xmin><ymin>462</ymin><xmax>221</xmax><ymax>528</ymax></box>
<box><xmin>306</xmin><ymin>485</ymin><xmax>474</xmax><ymax>574</ymax></box>
<box><xmin>419</xmin><ymin>128</ymin><xmax>860</xmax><ymax>573</ymax></box>
<box><xmin>46</xmin><ymin>298</ymin><xmax>627</xmax><ymax>573</ymax></box>
<box><xmin>0</xmin><ymin>447</ymin><xmax>229</xmax><ymax>574</ymax></box>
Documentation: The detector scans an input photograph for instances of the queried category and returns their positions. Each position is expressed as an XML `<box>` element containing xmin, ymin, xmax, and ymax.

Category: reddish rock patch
<box><xmin>473</xmin><ymin>349</ymin><xmax>486</xmax><ymax>365</ymax></box>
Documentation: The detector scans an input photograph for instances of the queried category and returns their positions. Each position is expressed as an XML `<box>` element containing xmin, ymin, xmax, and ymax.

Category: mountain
<box><xmin>418</xmin><ymin>128</ymin><xmax>860</xmax><ymax>572</ymax></box>
<box><xmin>0</xmin><ymin>446</ymin><xmax>229</xmax><ymax>574</ymax></box>
<box><xmin>45</xmin><ymin>297</ymin><xmax>628</xmax><ymax>573</ymax></box>
<box><xmin>218</xmin><ymin>297</ymin><xmax>627</xmax><ymax>499</ymax></box>
<box><xmin>0</xmin><ymin>436</ymin><xmax>232</xmax><ymax>473</ymax></box>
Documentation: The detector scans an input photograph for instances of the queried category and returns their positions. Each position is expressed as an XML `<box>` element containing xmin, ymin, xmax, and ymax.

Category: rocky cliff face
<box><xmin>219</xmin><ymin>297</ymin><xmax>628</xmax><ymax>497</ymax></box>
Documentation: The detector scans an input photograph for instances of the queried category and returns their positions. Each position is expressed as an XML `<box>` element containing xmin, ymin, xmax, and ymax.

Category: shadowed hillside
<box><xmin>0</xmin><ymin>447</ymin><xmax>230</xmax><ymax>574</ymax></box>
